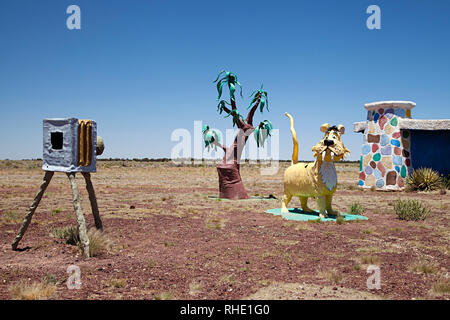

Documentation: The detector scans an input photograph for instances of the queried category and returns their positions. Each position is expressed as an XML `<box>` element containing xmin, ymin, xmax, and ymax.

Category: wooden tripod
<box><xmin>11</xmin><ymin>171</ymin><xmax>103</xmax><ymax>258</ymax></box>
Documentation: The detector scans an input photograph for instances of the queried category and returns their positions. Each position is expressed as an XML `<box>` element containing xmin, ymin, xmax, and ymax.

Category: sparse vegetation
<box><xmin>51</xmin><ymin>226</ymin><xmax>80</xmax><ymax>245</ymax></box>
<box><xmin>358</xmin><ymin>255</ymin><xmax>381</xmax><ymax>265</ymax></box>
<box><xmin>406</xmin><ymin>168</ymin><xmax>443</xmax><ymax>192</ymax></box>
<box><xmin>394</xmin><ymin>199</ymin><xmax>430</xmax><ymax>221</ymax></box>
<box><xmin>443</xmin><ymin>174</ymin><xmax>450</xmax><ymax>190</ymax></box>
<box><xmin>318</xmin><ymin>269</ymin><xmax>343</xmax><ymax>284</ymax></box>
<box><xmin>164</xmin><ymin>241</ymin><xmax>175</xmax><ymax>247</ymax></box>
<box><xmin>189</xmin><ymin>280</ymin><xmax>203</xmax><ymax>296</ymax></box>
<box><xmin>108</xmin><ymin>278</ymin><xmax>127</xmax><ymax>288</ymax></box>
<box><xmin>432</xmin><ymin>279</ymin><xmax>450</xmax><ymax>295</ymax></box>
<box><xmin>409</xmin><ymin>261</ymin><xmax>439</xmax><ymax>274</ymax></box>
<box><xmin>2</xmin><ymin>211</ymin><xmax>22</xmax><ymax>224</ymax></box>
<box><xmin>349</xmin><ymin>202</ymin><xmax>365</xmax><ymax>215</ymax></box>
<box><xmin>336</xmin><ymin>216</ymin><xmax>345</xmax><ymax>225</ymax></box>
<box><xmin>51</xmin><ymin>226</ymin><xmax>112</xmax><ymax>256</ymax></box>
<box><xmin>154</xmin><ymin>291</ymin><xmax>174</xmax><ymax>300</ymax></box>
<box><xmin>87</xmin><ymin>228</ymin><xmax>113</xmax><ymax>257</ymax></box>
<box><xmin>9</xmin><ymin>280</ymin><xmax>56</xmax><ymax>300</ymax></box>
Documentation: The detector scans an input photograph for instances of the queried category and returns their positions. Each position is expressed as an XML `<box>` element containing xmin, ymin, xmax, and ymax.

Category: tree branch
<box><xmin>245</xmin><ymin>95</ymin><xmax>261</xmax><ymax>125</ymax></box>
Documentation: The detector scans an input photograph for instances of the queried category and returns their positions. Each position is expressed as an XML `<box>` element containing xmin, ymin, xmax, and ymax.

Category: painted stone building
<box><xmin>354</xmin><ymin>101</ymin><xmax>450</xmax><ymax>190</ymax></box>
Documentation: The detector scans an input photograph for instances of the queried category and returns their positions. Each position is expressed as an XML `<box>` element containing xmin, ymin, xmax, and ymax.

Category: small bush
<box><xmin>394</xmin><ymin>199</ymin><xmax>430</xmax><ymax>221</ymax></box>
<box><xmin>349</xmin><ymin>202</ymin><xmax>365</xmax><ymax>215</ymax></box>
<box><xmin>443</xmin><ymin>175</ymin><xmax>450</xmax><ymax>190</ymax></box>
<box><xmin>51</xmin><ymin>226</ymin><xmax>79</xmax><ymax>245</ymax></box>
<box><xmin>87</xmin><ymin>228</ymin><xmax>113</xmax><ymax>257</ymax></box>
<box><xmin>406</xmin><ymin>168</ymin><xmax>443</xmax><ymax>192</ymax></box>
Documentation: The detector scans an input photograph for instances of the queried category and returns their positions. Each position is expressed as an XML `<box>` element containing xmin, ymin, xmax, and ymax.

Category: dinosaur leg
<box><xmin>281</xmin><ymin>193</ymin><xmax>292</xmax><ymax>214</ymax></box>
<box><xmin>326</xmin><ymin>194</ymin><xmax>339</xmax><ymax>216</ymax></box>
<box><xmin>317</xmin><ymin>196</ymin><xmax>327</xmax><ymax>218</ymax></box>
<box><xmin>299</xmin><ymin>196</ymin><xmax>314</xmax><ymax>212</ymax></box>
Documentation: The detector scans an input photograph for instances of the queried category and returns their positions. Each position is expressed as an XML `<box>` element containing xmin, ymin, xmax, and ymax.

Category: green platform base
<box><xmin>265</xmin><ymin>208</ymin><xmax>368</xmax><ymax>222</ymax></box>
<box><xmin>208</xmin><ymin>195</ymin><xmax>277</xmax><ymax>201</ymax></box>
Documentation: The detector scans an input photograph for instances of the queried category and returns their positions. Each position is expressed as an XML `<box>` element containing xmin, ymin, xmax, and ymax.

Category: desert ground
<box><xmin>0</xmin><ymin>160</ymin><xmax>449</xmax><ymax>300</ymax></box>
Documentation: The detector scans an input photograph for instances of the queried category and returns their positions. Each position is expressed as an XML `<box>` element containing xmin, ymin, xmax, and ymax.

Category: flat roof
<box><xmin>364</xmin><ymin>101</ymin><xmax>416</xmax><ymax>111</ymax></box>
<box><xmin>353</xmin><ymin>119</ymin><xmax>450</xmax><ymax>133</ymax></box>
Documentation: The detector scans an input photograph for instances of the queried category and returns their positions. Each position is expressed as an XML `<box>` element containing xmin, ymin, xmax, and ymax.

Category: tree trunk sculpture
<box><xmin>203</xmin><ymin>71</ymin><xmax>273</xmax><ymax>200</ymax></box>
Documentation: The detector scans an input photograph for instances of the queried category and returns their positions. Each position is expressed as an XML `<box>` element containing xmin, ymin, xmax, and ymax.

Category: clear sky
<box><xmin>1</xmin><ymin>0</ymin><xmax>449</xmax><ymax>161</ymax></box>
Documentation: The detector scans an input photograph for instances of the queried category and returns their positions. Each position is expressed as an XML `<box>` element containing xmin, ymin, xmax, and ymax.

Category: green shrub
<box><xmin>349</xmin><ymin>202</ymin><xmax>365</xmax><ymax>215</ymax></box>
<box><xmin>51</xmin><ymin>226</ymin><xmax>80</xmax><ymax>245</ymax></box>
<box><xmin>443</xmin><ymin>175</ymin><xmax>450</xmax><ymax>190</ymax></box>
<box><xmin>394</xmin><ymin>199</ymin><xmax>430</xmax><ymax>221</ymax></box>
<box><xmin>406</xmin><ymin>168</ymin><xmax>443</xmax><ymax>192</ymax></box>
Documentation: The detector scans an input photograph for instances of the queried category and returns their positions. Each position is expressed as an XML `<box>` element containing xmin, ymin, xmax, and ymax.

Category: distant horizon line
<box><xmin>0</xmin><ymin>158</ymin><xmax>360</xmax><ymax>163</ymax></box>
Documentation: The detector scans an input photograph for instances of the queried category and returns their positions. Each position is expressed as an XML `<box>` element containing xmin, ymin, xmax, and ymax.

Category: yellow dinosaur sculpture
<box><xmin>281</xmin><ymin>113</ymin><xmax>350</xmax><ymax>218</ymax></box>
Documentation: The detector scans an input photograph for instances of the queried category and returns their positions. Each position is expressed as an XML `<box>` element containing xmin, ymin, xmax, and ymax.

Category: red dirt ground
<box><xmin>0</xmin><ymin>160</ymin><xmax>448</xmax><ymax>300</ymax></box>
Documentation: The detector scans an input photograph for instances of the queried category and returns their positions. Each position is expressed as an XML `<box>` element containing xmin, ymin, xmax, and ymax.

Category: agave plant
<box><xmin>202</xmin><ymin>125</ymin><xmax>221</xmax><ymax>151</ymax></box>
<box><xmin>248</xmin><ymin>85</ymin><xmax>269</xmax><ymax>113</ymax></box>
<box><xmin>254</xmin><ymin>120</ymin><xmax>273</xmax><ymax>147</ymax></box>
<box><xmin>406</xmin><ymin>167</ymin><xmax>443</xmax><ymax>191</ymax></box>
<box><xmin>214</xmin><ymin>70</ymin><xmax>243</xmax><ymax>101</ymax></box>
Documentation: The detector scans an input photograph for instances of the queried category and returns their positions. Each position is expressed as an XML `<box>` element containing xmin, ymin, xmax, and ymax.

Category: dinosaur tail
<box><xmin>285</xmin><ymin>112</ymin><xmax>298</xmax><ymax>165</ymax></box>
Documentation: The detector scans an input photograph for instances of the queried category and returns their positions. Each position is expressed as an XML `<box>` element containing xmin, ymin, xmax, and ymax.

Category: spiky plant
<box><xmin>406</xmin><ymin>168</ymin><xmax>443</xmax><ymax>191</ymax></box>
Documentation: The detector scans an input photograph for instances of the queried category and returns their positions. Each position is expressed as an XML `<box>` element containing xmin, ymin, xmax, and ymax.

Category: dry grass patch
<box><xmin>2</xmin><ymin>211</ymin><xmax>23</xmax><ymax>224</ymax></box>
<box><xmin>219</xmin><ymin>274</ymin><xmax>235</xmax><ymax>285</ymax></box>
<box><xmin>107</xmin><ymin>278</ymin><xmax>127</xmax><ymax>289</ymax></box>
<box><xmin>51</xmin><ymin>226</ymin><xmax>113</xmax><ymax>256</ymax></box>
<box><xmin>189</xmin><ymin>280</ymin><xmax>203</xmax><ymax>296</ymax></box>
<box><xmin>318</xmin><ymin>269</ymin><xmax>344</xmax><ymax>284</ymax></box>
<box><xmin>358</xmin><ymin>255</ymin><xmax>381</xmax><ymax>265</ymax></box>
<box><xmin>9</xmin><ymin>280</ymin><xmax>56</xmax><ymax>300</ymax></box>
<box><xmin>206</xmin><ymin>217</ymin><xmax>227</xmax><ymax>230</ymax></box>
<box><xmin>87</xmin><ymin>228</ymin><xmax>114</xmax><ymax>256</ymax></box>
<box><xmin>432</xmin><ymin>279</ymin><xmax>450</xmax><ymax>296</ymax></box>
<box><xmin>154</xmin><ymin>291</ymin><xmax>174</xmax><ymax>300</ymax></box>
<box><xmin>409</xmin><ymin>261</ymin><xmax>439</xmax><ymax>274</ymax></box>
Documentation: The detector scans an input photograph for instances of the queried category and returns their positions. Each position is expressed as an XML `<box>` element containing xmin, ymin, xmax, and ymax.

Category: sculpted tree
<box><xmin>202</xmin><ymin>71</ymin><xmax>273</xmax><ymax>199</ymax></box>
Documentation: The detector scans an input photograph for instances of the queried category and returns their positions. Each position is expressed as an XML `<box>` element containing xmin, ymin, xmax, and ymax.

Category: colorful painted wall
<box><xmin>356</xmin><ymin>103</ymin><xmax>413</xmax><ymax>190</ymax></box>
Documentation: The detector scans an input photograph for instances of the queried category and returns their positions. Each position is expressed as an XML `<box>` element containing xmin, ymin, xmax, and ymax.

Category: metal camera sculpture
<box><xmin>202</xmin><ymin>71</ymin><xmax>273</xmax><ymax>199</ymax></box>
<box><xmin>11</xmin><ymin>118</ymin><xmax>104</xmax><ymax>257</ymax></box>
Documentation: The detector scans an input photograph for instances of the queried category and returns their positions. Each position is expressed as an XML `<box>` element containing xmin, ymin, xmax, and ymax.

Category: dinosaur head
<box><xmin>312</xmin><ymin>123</ymin><xmax>350</xmax><ymax>161</ymax></box>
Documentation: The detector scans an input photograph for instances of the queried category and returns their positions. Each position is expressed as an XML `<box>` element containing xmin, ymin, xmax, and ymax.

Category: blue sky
<box><xmin>1</xmin><ymin>0</ymin><xmax>449</xmax><ymax>160</ymax></box>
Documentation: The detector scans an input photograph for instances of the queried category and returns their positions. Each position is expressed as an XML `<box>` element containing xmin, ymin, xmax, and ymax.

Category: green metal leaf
<box><xmin>217</xmin><ymin>81</ymin><xmax>224</xmax><ymax>100</ymax></box>
<box><xmin>213</xmin><ymin>70</ymin><xmax>226</xmax><ymax>83</ymax></box>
